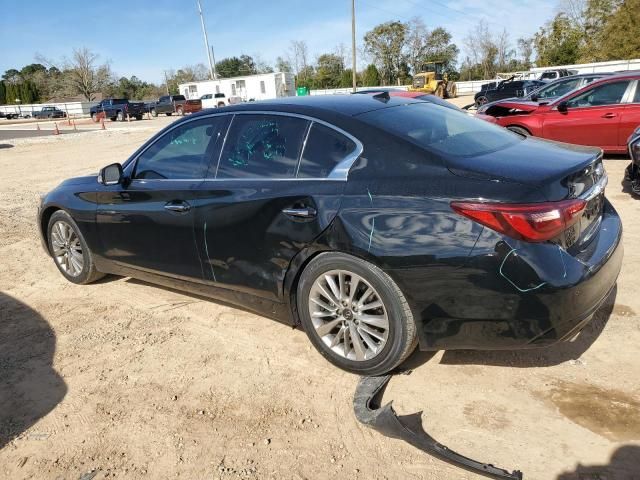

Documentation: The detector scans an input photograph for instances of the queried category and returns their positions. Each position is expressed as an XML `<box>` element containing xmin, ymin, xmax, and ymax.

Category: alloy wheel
<box><xmin>308</xmin><ymin>270</ymin><xmax>389</xmax><ymax>361</ymax></box>
<box><xmin>51</xmin><ymin>220</ymin><xmax>84</xmax><ymax>277</ymax></box>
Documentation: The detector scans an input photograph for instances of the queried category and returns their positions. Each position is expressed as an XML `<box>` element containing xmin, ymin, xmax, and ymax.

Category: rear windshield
<box><xmin>358</xmin><ymin>103</ymin><xmax>521</xmax><ymax>157</ymax></box>
<box><xmin>173</xmin><ymin>95</ymin><xmax>186</xmax><ymax>101</ymax></box>
<box><xmin>112</xmin><ymin>99</ymin><xmax>128</xmax><ymax>104</ymax></box>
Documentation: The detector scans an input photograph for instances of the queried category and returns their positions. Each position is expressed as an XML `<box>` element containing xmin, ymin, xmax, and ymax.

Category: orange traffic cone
<box><xmin>53</xmin><ymin>123</ymin><xmax>60</xmax><ymax>135</ymax></box>
<box><xmin>100</xmin><ymin>118</ymin><xmax>106</xmax><ymax>130</ymax></box>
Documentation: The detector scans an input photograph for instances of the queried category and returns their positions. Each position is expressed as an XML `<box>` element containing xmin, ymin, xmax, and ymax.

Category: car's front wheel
<box><xmin>297</xmin><ymin>252</ymin><xmax>417</xmax><ymax>375</ymax></box>
<box><xmin>150</xmin><ymin>108</ymin><xmax>157</xmax><ymax>117</ymax></box>
<box><xmin>47</xmin><ymin>210</ymin><xmax>104</xmax><ymax>285</ymax></box>
<box><xmin>507</xmin><ymin>126</ymin><xmax>531</xmax><ymax>137</ymax></box>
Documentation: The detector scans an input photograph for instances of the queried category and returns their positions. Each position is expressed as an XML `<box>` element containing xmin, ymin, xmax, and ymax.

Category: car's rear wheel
<box><xmin>91</xmin><ymin>112</ymin><xmax>98</xmax><ymax>123</ymax></box>
<box><xmin>176</xmin><ymin>106</ymin><xmax>184</xmax><ymax>116</ymax></box>
<box><xmin>47</xmin><ymin>210</ymin><xmax>104</xmax><ymax>285</ymax></box>
<box><xmin>116</xmin><ymin>111</ymin><xmax>125</xmax><ymax>122</ymax></box>
<box><xmin>297</xmin><ymin>252</ymin><xmax>417</xmax><ymax>375</ymax></box>
<box><xmin>166</xmin><ymin>112</ymin><xmax>172</xmax><ymax>116</ymax></box>
<box><xmin>476</xmin><ymin>95</ymin><xmax>488</xmax><ymax>106</ymax></box>
<box><xmin>507</xmin><ymin>126</ymin><xmax>531</xmax><ymax>137</ymax></box>
<box><xmin>150</xmin><ymin>108</ymin><xmax>157</xmax><ymax>117</ymax></box>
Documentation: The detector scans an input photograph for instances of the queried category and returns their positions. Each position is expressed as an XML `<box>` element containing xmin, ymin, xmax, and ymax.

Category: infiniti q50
<box><xmin>38</xmin><ymin>95</ymin><xmax>622</xmax><ymax>375</ymax></box>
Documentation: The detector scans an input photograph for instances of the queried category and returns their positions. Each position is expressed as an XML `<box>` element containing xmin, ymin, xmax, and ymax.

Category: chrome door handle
<box><xmin>164</xmin><ymin>201</ymin><xmax>191</xmax><ymax>213</ymax></box>
<box><xmin>601</xmin><ymin>113</ymin><xmax>617</xmax><ymax>118</ymax></box>
<box><xmin>282</xmin><ymin>207</ymin><xmax>317</xmax><ymax>218</ymax></box>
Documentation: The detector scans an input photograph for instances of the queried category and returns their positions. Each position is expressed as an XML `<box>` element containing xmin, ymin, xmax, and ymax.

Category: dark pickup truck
<box><xmin>34</xmin><ymin>106</ymin><xmax>67</xmax><ymax>119</ymax></box>
<box><xmin>149</xmin><ymin>95</ymin><xmax>202</xmax><ymax>117</ymax></box>
<box><xmin>90</xmin><ymin>98</ymin><xmax>146</xmax><ymax>122</ymax></box>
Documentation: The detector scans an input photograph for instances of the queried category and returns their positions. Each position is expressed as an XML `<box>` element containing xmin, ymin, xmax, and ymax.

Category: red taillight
<box><xmin>451</xmin><ymin>199</ymin><xmax>586</xmax><ymax>242</ymax></box>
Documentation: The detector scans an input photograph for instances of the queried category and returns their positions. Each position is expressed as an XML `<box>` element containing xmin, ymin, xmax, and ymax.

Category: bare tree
<box><xmin>464</xmin><ymin>20</ymin><xmax>499</xmax><ymax>79</ymax></box>
<box><xmin>64</xmin><ymin>48</ymin><xmax>113</xmax><ymax>101</ymax></box>
<box><xmin>517</xmin><ymin>37</ymin><xmax>534</xmax><ymax>68</ymax></box>
<box><xmin>405</xmin><ymin>17</ymin><xmax>429</xmax><ymax>75</ymax></box>
<box><xmin>288</xmin><ymin>40</ymin><xmax>310</xmax><ymax>83</ymax></box>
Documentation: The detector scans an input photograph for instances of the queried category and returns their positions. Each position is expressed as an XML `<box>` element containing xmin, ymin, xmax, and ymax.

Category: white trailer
<box><xmin>179</xmin><ymin>72</ymin><xmax>295</xmax><ymax>106</ymax></box>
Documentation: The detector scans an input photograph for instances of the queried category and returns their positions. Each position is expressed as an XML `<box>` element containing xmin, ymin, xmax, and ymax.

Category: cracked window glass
<box><xmin>217</xmin><ymin>114</ymin><xmax>309</xmax><ymax>179</ymax></box>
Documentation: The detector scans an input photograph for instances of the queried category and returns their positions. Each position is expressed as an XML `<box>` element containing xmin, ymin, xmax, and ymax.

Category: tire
<box><xmin>91</xmin><ymin>112</ymin><xmax>98</xmax><ymax>123</ymax></box>
<box><xmin>476</xmin><ymin>96</ymin><xmax>488</xmax><ymax>106</ymax></box>
<box><xmin>507</xmin><ymin>126</ymin><xmax>531</xmax><ymax>137</ymax></box>
<box><xmin>47</xmin><ymin>210</ymin><xmax>104</xmax><ymax>285</ymax></box>
<box><xmin>110</xmin><ymin>117</ymin><xmax>117</xmax><ymax>122</ymax></box>
<box><xmin>150</xmin><ymin>108</ymin><xmax>157</xmax><ymax>117</ymax></box>
<box><xmin>435</xmin><ymin>84</ymin><xmax>445</xmax><ymax>98</ymax></box>
<box><xmin>217</xmin><ymin>102</ymin><xmax>225</xmax><ymax>107</ymax></box>
<box><xmin>176</xmin><ymin>106</ymin><xmax>184</xmax><ymax>116</ymax></box>
<box><xmin>165</xmin><ymin>112</ymin><xmax>172</xmax><ymax>116</ymax></box>
<box><xmin>135</xmin><ymin>115</ymin><xmax>143</xmax><ymax>120</ymax></box>
<box><xmin>297</xmin><ymin>252</ymin><xmax>417</xmax><ymax>375</ymax></box>
<box><xmin>116</xmin><ymin>111</ymin><xmax>125</xmax><ymax>122</ymax></box>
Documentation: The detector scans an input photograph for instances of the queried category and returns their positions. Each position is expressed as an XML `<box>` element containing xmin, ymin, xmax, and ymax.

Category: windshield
<box><xmin>529</xmin><ymin>78</ymin><xmax>582</xmax><ymax>99</ymax></box>
<box><xmin>359</xmin><ymin>103</ymin><xmax>521</xmax><ymax>157</ymax></box>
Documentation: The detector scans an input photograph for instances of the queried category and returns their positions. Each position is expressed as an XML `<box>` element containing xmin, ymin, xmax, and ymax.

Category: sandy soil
<box><xmin>1</xmin><ymin>110</ymin><xmax>639</xmax><ymax>480</ymax></box>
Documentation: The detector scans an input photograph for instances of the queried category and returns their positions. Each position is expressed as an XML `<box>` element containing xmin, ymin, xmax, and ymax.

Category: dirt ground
<box><xmin>1</xmin><ymin>102</ymin><xmax>639</xmax><ymax>480</ymax></box>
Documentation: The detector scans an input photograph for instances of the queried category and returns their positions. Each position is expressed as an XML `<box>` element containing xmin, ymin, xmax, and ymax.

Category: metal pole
<box><xmin>196</xmin><ymin>0</ymin><xmax>215</xmax><ymax>80</ymax></box>
<box><xmin>351</xmin><ymin>0</ymin><xmax>357</xmax><ymax>93</ymax></box>
<box><xmin>210</xmin><ymin>45</ymin><xmax>218</xmax><ymax>80</ymax></box>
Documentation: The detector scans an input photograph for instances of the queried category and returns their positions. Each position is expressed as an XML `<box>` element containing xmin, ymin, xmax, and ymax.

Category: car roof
<box><xmin>195</xmin><ymin>94</ymin><xmax>426</xmax><ymax>117</ymax></box>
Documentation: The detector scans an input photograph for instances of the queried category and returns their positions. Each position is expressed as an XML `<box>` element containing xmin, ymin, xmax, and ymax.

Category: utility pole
<box><xmin>196</xmin><ymin>0</ymin><xmax>215</xmax><ymax>80</ymax></box>
<box><xmin>210</xmin><ymin>45</ymin><xmax>218</xmax><ymax>80</ymax></box>
<box><xmin>351</xmin><ymin>0</ymin><xmax>357</xmax><ymax>93</ymax></box>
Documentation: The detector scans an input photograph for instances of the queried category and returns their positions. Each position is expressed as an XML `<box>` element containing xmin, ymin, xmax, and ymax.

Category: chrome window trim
<box><xmin>125</xmin><ymin>110</ymin><xmax>363</xmax><ymax>183</ymax></box>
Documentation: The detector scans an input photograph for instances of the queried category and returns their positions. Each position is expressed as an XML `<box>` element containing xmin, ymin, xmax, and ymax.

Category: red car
<box><xmin>476</xmin><ymin>72</ymin><xmax>640</xmax><ymax>153</ymax></box>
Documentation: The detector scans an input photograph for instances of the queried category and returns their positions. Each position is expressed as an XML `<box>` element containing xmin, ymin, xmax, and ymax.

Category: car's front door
<box><xmin>193</xmin><ymin>113</ymin><xmax>359</xmax><ymax>301</ymax></box>
<box><xmin>542</xmin><ymin>80</ymin><xmax>633</xmax><ymax>149</ymax></box>
<box><xmin>96</xmin><ymin>115</ymin><xmax>229</xmax><ymax>280</ymax></box>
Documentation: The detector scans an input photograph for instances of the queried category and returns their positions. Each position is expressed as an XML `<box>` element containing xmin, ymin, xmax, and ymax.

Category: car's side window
<box><xmin>298</xmin><ymin>123</ymin><xmax>356</xmax><ymax>178</ymax></box>
<box><xmin>539</xmin><ymin>78</ymin><xmax>580</xmax><ymax>99</ymax></box>
<box><xmin>133</xmin><ymin>117</ymin><xmax>226</xmax><ymax>180</ymax></box>
<box><xmin>216</xmin><ymin>114</ymin><xmax>309</xmax><ymax>179</ymax></box>
<box><xmin>566</xmin><ymin>81</ymin><xmax>631</xmax><ymax>108</ymax></box>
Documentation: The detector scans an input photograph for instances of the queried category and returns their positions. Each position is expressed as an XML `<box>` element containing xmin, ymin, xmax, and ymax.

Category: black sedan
<box><xmin>475</xmin><ymin>79</ymin><xmax>546</xmax><ymax>106</ymax></box>
<box><xmin>38</xmin><ymin>95</ymin><xmax>622</xmax><ymax>375</ymax></box>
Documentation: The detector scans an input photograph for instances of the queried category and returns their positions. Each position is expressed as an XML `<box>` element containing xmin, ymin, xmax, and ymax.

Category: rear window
<box><xmin>173</xmin><ymin>95</ymin><xmax>186</xmax><ymax>101</ymax></box>
<box><xmin>112</xmin><ymin>99</ymin><xmax>128</xmax><ymax>104</ymax></box>
<box><xmin>358</xmin><ymin>103</ymin><xmax>521</xmax><ymax>157</ymax></box>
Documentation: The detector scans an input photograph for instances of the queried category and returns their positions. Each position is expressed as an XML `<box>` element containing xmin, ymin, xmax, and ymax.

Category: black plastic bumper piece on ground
<box><xmin>354</xmin><ymin>375</ymin><xmax>523</xmax><ymax>480</ymax></box>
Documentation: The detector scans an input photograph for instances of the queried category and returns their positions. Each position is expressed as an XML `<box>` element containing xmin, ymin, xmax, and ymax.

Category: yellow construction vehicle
<box><xmin>409</xmin><ymin>61</ymin><xmax>457</xmax><ymax>98</ymax></box>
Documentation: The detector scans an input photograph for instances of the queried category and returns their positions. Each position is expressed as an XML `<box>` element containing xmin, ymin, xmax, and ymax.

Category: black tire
<box><xmin>135</xmin><ymin>115</ymin><xmax>143</xmax><ymax>120</ymax></box>
<box><xmin>47</xmin><ymin>210</ymin><xmax>104</xmax><ymax>285</ymax></box>
<box><xmin>116</xmin><ymin>110</ymin><xmax>125</xmax><ymax>122</ymax></box>
<box><xmin>507</xmin><ymin>126</ymin><xmax>531</xmax><ymax>137</ymax></box>
<box><xmin>297</xmin><ymin>252</ymin><xmax>417</xmax><ymax>375</ymax></box>
<box><xmin>476</xmin><ymin>95</ymin><xmax>488</xmax><ymax>106</ymax></box>
<box><xmin>150</xmin><ymin>108</ymin><xmax>157</xmax><ymax>117</ymax></box>
<box><xmin>176</xmin><ymin>106</ymin><xmax>184</xmax><ymax>116</ymax></box>
<box><xmin>110</xmin><ymin>117</ymin><xmax>117</xmax><ymax>122</ymax></box>
<box><xmin>165</xmin><ymin>112</ymin><xmax>172</xmax><ymax>116</ymax></box>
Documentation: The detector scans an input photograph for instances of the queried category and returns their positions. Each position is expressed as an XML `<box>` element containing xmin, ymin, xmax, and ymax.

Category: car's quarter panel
<box><xmin>193</xmin><ymin>180</ymin><xmax>344</xmax><ymax>301</ymax></box>
<box><xmin>95</xmin><ymin>179</ymin><xmax>204</xmax><ymax>280</ymax></box>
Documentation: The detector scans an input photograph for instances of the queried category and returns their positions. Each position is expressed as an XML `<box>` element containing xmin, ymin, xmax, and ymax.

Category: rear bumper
<box><xmin>398</xmin><ymin>200</ymin><xmax>623</xmax><ymax>351</ymax></box>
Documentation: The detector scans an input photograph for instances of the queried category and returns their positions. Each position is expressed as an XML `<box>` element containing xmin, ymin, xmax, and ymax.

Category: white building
<box><xmin>179</xmin><ymin>72</ymin><xmax>296</xmax><ymax>104</ymax></box>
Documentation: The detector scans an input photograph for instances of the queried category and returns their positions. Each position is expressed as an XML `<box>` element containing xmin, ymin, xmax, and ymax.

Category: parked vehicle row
<box><xmin>38</xmin><ymin>94</ymin><xmax>622</xmax><ymax>375</ymax></box>
<box><xmin>476</xmin><ymin>71</ymin><xmax>640</xmax><ymax>153</ymax></box>
<box><xmin>475</xmin><ymin>78</ymin><xmax>547</xmax><ymax>106</ymax></box>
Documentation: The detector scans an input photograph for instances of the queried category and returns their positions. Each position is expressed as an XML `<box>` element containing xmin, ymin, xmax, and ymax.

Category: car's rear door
<box><xmin>193</xmin><ymin>112</ymin><xmax>360</xmax><ymax>302</ymax></box>
<box><xmin>95</xmin><ymin>115</ymin><xmax>229</xmax><ymax>280</ymax></box>
<box><xmin>542</xmin><ymin>80</ymin><xmax>633</xmax><ymax>149</ymax></box>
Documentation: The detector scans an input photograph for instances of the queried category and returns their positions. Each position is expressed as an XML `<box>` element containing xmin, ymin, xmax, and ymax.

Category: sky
<box><xmin>0</xmin><ymin>0</ymin><xmax>560</xmax><ymax>84</ymax></box>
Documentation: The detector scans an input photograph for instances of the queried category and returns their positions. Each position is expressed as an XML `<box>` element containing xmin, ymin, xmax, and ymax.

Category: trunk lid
<box><xmin>447</xmin><ymin>136</ymin><xmax>607</xmax><ymax>250</ymax></box>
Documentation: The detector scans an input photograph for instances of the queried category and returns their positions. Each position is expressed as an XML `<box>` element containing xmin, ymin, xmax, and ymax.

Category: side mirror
<box><xmin>557</xmin><ymin>101</ymin><xmax>568</xmax><ymax>113</ymax></box>
<box><xmin>99</xmin><ymin>163</ymin><xmax>123</xmax><ymax>186</ymax></box>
